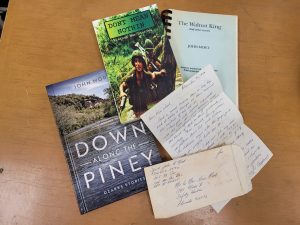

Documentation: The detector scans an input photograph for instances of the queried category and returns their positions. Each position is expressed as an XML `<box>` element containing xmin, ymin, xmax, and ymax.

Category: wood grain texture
<box><xmin>0</xmin><ymin>0</ymin><xmax>299</xmax><ymax>224</ymax></box>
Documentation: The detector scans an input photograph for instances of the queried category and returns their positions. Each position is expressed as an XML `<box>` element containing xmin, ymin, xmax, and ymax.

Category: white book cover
<box><xmin>162</xmin><ymin>9</ymin><xmax>238</xmax><ymax>105</ymax></box>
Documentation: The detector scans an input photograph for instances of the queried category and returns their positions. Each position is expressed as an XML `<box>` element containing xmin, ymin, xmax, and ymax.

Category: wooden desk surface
<box><xmin>0</xmin><ymin>0</ymin><xmax>299</xmax><ymax>224</ymax></box>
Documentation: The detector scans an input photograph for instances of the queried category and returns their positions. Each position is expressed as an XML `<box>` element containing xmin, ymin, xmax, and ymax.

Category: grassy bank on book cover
<box><xmin>92</xmin><ymin>4</ymin><xmax>183</xmax><ymax>124</ymax></box>
<box><xmin>46</xmin><ymin>70</ymin><xmax>162</xmax><ymax>214</ymax></box>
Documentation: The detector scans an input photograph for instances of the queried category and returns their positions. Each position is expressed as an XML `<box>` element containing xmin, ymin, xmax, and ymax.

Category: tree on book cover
<box><xmin>92</xmin><ymin>4</ymin><xmax>183</xmax><ymax>124</ymax></box>
<box><xmin>46</xmin><ymin>70</ymin><xmax>162</xmax><ymax>214</ymax></box>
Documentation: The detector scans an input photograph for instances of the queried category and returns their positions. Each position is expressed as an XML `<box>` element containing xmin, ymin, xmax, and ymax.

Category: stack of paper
<box><xmin>141</xmin><ymin>64</ymin><xmax>273</xmax><ymax>217</ymax></box>
<box><xmin>47</xmin><ymin>4</ymin><xmax>273</xmax><ymax>217</ymax></box>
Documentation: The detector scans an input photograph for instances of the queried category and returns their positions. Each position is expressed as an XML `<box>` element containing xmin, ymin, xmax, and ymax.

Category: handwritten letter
<box><xmin>144</xmin><ymin>145</ymin><xmax>252</xmax><ymax>218</ymax></box>
<box><xmin>141</xmin><ymin>64</ymin><xmax>273</xmax><ymax>212</ymax></box>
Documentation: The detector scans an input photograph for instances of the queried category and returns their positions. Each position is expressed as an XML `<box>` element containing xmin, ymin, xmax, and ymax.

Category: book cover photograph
<box><xmin>92</xmin><ymin>4</ymin><xmax>183</xmax><ymax>124</ymax></box>
<box><xmin>46</xmin><ymin>70</ymin><xmax>162</xmax><ymax>214</ymax></box>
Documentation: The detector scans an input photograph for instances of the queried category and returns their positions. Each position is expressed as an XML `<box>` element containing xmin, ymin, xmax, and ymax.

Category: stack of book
<box><xmin>46</xmin><ymin>4</ymin><xmax>272</xmax><ymax>218</ymax></box>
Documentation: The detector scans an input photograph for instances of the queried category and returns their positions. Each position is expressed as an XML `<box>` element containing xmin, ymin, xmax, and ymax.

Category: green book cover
<box><xmin>92</xmin><ymin>4</ymin><xmax>183</xmax><ymax>124</ymax></box>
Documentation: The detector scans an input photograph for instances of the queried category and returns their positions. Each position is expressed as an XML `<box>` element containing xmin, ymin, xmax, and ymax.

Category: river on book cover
<box><xmin>46</xmin><ymin>70</ymin><xmax>161</xmax><ymax>214</ymax></box>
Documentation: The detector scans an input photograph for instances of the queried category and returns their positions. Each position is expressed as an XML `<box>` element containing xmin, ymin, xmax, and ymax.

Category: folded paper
<box><xmin>141</xmin><ymin>64</ymin><xmax>273</xmax><ymax>212</ymax></box>
<box><xmin>145</xmin><ymin>145</ymin><xmax>252</xmax><ymax>218</ymax></box>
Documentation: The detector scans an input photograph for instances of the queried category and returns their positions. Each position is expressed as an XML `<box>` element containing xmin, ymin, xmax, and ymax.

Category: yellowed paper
<box><xmin>144</xmin><ymin>145</ymin><xmax>252</xmax><ymax>218</ymax></box>
<box><xmin>141</xmin><ymin>64</ymin><xmax>273</xmax><ymax>212</ymax></box>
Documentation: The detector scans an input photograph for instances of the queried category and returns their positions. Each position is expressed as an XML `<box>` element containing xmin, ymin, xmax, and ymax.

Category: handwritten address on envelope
<box><xmin>141</xmin><ymin>64</ymin><xmax>273</xmax><ymax>212</ymax></box>
<box><xmin>144</xmin><ymin>145</ymin><xmax>252</xmax><ymax>218</ymax></box>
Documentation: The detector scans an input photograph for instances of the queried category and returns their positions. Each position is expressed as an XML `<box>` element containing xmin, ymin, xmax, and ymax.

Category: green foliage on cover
<box><xmin>94</xmin><ymin>6</ymin><xmax>164</xmax><ymax>96</ymax></box>
<box><xmin>49</xmin><ymin>92</ymin><xmax>117</xmax><ymax>135</ymax></box>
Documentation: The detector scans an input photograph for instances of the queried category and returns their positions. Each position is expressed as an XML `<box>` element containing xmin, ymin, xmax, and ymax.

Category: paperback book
<box><xmin>92</xmin><ymin>4</ymin><xmax>183</xmax><ymax>124</ymax></box>
<box><xmin>46</xmin><ymin>70</ymin><xmax>161</xmax><ymax>214</ymax></box>
<box><xmin>161</xmin><ymin>9</ymin><xmax>238</xmax><ymax>105</ymax></box>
